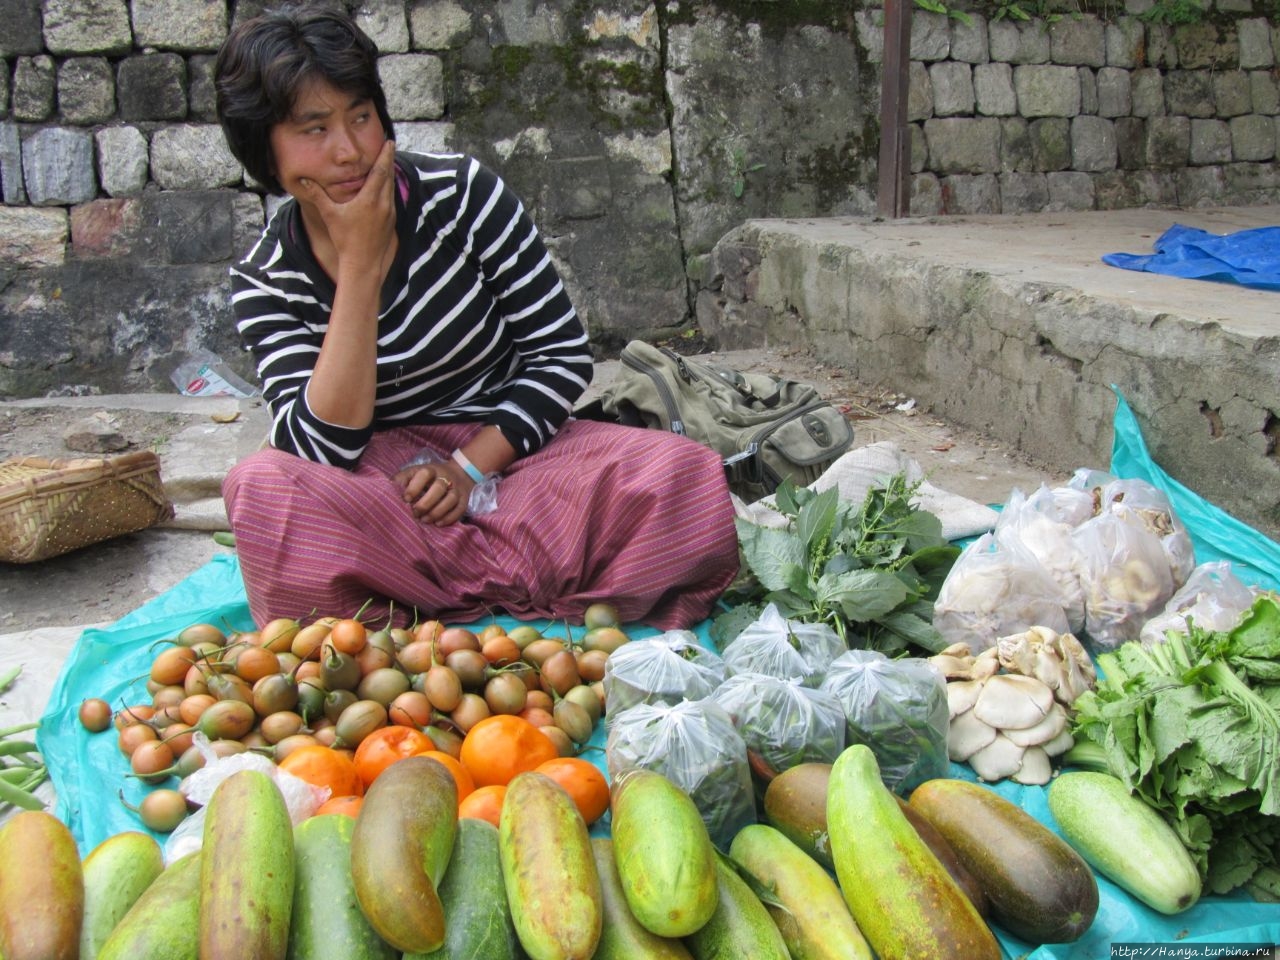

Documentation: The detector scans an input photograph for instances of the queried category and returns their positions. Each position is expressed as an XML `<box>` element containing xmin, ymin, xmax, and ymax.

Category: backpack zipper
<box><xmin>620</xmin><ymin>348</ymin><xmax>686</xmax><ymax>436</ymax></box>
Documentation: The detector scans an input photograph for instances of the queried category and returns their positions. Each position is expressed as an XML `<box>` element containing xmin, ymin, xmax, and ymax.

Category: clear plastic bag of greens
<box><xmin>710</xmin><ymin>672</ymin><xmax>846</xmax><ymax>774</ymax></box>
<box><xmin>720</xmin><ymin>603</ymin><xmax>846</xmax><ymax>687</ymax></box>
<box><xmin>602</xmin><ymin>630</ymin><xmax>726</xmax><ymax>723</ymax></box>
<box><xmin>818</xmin><ymin>648</ymin><xmax>949</xmax><ymax>794</ymax></box>
<box><xmin>605</xmin><ymin>699</ymin><xmax>754</xmax><ymax>849</ymax></box>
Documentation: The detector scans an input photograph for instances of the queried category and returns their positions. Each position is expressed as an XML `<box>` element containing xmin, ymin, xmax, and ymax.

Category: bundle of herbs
<box><xmin>1065</xmin><ymin>592</ymin><xmax>1280</xmax><ymax>898</ymax></box>
<box><xmin>712</xmin><ymin>474</ymin><xmax>960</xmax><ymax>656</ymax></box>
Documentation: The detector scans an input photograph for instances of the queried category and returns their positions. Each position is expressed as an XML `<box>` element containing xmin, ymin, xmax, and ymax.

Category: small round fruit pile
<box><xmin>83</xmin><ymin>603</ymin><xmax>630</xmax><ymax>831</ymax></box>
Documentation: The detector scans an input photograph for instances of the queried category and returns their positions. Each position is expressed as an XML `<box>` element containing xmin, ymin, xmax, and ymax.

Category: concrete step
<box><xmin>698</xmin><ymin>205</ymin><xmax>1280</xmax><ymax>541</ymax></box>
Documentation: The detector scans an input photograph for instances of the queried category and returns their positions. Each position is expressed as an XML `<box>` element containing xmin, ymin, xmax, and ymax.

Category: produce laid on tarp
<box><xmin>4</xmin><ymin>397</ymin><xmax>1279</xmax><ymax>959</ymax></box>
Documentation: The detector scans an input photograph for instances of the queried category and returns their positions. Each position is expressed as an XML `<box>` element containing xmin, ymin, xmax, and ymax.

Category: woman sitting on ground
<box><xmin>213</xmin><ymin>4</ymin><xmax>739</xmax><ymax>630</ymax></box>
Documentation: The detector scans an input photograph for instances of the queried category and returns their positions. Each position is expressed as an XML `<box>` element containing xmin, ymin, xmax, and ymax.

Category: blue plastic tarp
<box><xmin>1102</xmin><ymin>223</ymin><xmax>1280</xmax><ymax>291</ymax></box>
<box><xmin>36</xmin><ymin>393</ymin><xmax>1280</xmax><ymax>957</ymax></box>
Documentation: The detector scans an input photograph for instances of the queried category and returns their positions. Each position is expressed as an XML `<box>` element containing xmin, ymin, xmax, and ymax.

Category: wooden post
<box><xmin>877</xmin><ymin>0</ymin><xmax>913</xmax><ymax>218</ymax></box>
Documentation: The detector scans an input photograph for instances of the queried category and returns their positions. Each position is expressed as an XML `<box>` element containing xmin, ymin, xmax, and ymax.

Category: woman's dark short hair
<box><xmin>214</xmin><ymin>4</ymin><xmax>394</xmax><ymax>194</ymax></box>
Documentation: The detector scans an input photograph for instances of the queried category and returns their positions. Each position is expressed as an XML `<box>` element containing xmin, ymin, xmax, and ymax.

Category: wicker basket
<box><xmin>0</xmin><ymin>452</ymin><xmax>174</xmax><ymax>564</ymax></box>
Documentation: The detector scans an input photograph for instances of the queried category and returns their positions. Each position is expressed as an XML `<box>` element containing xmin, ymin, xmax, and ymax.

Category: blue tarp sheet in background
<box><xmin>36</xmin><ymin>393</ymin><xmax>1280</xmax><ymax>958</ymax></box>
<box><xmin>1102</xmin><ymin>223</ymin><xmax>1280</xmax><ymax>291</ymax></box>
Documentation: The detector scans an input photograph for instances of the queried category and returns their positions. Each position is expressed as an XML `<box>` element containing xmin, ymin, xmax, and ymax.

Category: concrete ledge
<box><xmin>698</xmin><ymin>206</ymin><xmax>1280</xmax><ymax>540</ymax></box>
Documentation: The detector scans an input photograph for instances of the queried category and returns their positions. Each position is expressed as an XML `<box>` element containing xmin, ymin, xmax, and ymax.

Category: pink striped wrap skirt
<box><xmin>222</xmin><ymin>418</ymin><xmax>740</xmax><ymax>630</ymax></box>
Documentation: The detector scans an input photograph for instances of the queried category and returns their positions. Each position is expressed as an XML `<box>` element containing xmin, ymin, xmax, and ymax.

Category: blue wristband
<box><xmin>451</xmin><ymin>448</ymin><xmax>486</xmax><ymax>484</ymax></box>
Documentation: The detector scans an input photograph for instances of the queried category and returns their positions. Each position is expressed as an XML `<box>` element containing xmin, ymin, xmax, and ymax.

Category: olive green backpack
<box><xmin>591</xmin><ymin>341</ymin><xmax>855</xmax><ymax>502</ymax></box>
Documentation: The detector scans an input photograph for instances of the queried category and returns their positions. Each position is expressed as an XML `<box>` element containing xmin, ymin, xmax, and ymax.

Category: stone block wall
<box><xmin>0</xmin><ymin>0</ymin><xmax>1276</xmax><ymax>397</ymax></box>
<box><xmin>904</xmin><ymin>8</ymin><xmax>1280</xmax><ymax>213</ymax></box>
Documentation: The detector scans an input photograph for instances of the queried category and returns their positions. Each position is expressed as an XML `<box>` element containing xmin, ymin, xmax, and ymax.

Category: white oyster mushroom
<box><xmin>967</xmin><ymin>733</ymin><xmax>1027</xmax><ymax>781</ymax></box>
<box><xmin>1041</xmin><ymin>727</ymin><xmax>1075</xmax><ymax>758</ymax></box>
<box><xmin>932</xmin><ymin>653</ymin><xmax>979</xmax><ymax>680</ymax></box>
<box><xmin>947</xmin><ymin>708</ymin><xmax>998</xmax><ymax>761</ymax></box>
<box><xmin>1002</xmin><ymin>701</ymin><xmax>1068</xmax><ymax>748</ymax></box>
<box><xmin>1052</xmin><ymin>640</ymin><xmax>1096</xmax><ymax>705</ymax></box>
<box><xmin>939</xmin><ymin>642</ymin><xmax>975</xmax><ymax>659</ymax></box>
<box><xmin>1102</xmin><ymin>558</ymin><xmax>1165</xmax><ymax>606</ymax></box>
<box><xmin>970</xmin><ymin>647</ymin><xmax>1002</xmax><ymax>681</ymax></box>
<box><xmin>972</xmin><ymin>674</ymin><xmax>1055</xmax><ymax>730</ymax></box>
<box><xmin>947</xmin><ymin>679</ymin><xmax>984</xmax><ymax>719</ymax></box>
<box><xmin>1011</xmin><ymin>746</ymin><xmax>1053</xmax><ymax>786</ymax></box>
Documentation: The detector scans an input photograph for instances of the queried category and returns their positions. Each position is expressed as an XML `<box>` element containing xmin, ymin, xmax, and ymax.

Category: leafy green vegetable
<box><xmin>1066</xmin><ymin>593</ymin><xmax>1280</xmax><ymax>894</ymax></box>
<box><xmin>714</xmin><ymin>474</ymin><xmax>959</xmax><ymax>656</ymax></box>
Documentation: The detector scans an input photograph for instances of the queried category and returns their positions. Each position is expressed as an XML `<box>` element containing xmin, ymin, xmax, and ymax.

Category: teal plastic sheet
<box><xmin>1110</xmin><ymin>387</ymin><xmax>1280</xmax><ymax>592</ymax></box>
<box><xmin>962</xmin><ymin>771</ymin><xmax>1277</xmax><ymax>960</ymax></box>
<box><xmin>36</xmin><ymin>393</ymin><xmax>1280</xmax><ymax>955</ymax></box>
<box><xmin>36</xmin><ymin>557</ymin><xmax>669</xmax><ymax>855</ymax></box>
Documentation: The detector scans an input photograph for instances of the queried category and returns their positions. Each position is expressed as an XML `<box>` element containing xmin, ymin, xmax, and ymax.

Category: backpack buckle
<box><xmin>722</xmin><ymin>443</ymin><xmax>762</xmax><ymax>484</ymax></box>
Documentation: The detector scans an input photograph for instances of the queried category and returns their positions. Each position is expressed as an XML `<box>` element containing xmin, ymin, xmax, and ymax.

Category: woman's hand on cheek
<box><xmin>297</xmin><ymin>139</ymin><xmax>398</xmax><ymax>276</ymax></box>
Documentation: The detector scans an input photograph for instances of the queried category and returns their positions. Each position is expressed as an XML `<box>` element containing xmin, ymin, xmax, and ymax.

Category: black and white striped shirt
<box><xmin>229</xmin><ymin>151</ymin><xmax>593</xmax><ymax>468</ymax></box>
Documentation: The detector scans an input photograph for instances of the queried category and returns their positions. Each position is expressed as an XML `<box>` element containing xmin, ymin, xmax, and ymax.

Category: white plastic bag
<box><xmin>710</xmin><ymin>672</ymin><xmax>846</xmax><ymax>773</ymax></box>
<box><xmin>163</xmin><ymin>734</ymin><xmax>327</xmax><ymax>863</ymax></box>
<box><xmin>1096</xmin><ymin>478</ymin><xmax>1196</xmax><ymax>590</ymax></box>
<box><xmin>606</xmin><ymin>700</ymin><xmax>754</xmax><ymax>849</ymax></box>
<box><xmin>818</xmin><ymin>649</ymin><xmax>949</xmax><ymax>793</ymax></box>
<box><xmin>602</xmin><ymin>631</ymin><xmax>725</xmax><ymax>723</ymax></box>
<box><xmin>994</xmin><ymin>486</ymin><xmax>1089</xmax><ymax>632</ymax></box>
<box><xmin>720</xmin><ymin>603</ymin><xmax>846</xmax><ymax>687</ymax></box>
<box><xmin>1074</xmin><ymin>510</ymin><xmax>1175</xmax><ymax>652</ymax></box>
<box><xmin>933</xmin><ymin>533</ymin><xmax>1071</xmax><ymax>654</ymax></box>
<box><xmin>1140</xmin><ymin>561</ymin><xmax>1258</xmax><ymax>646</ymax></box>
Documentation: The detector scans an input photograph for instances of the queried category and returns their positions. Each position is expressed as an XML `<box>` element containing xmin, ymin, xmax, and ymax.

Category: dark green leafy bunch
<box><xmin>712</xmin><ymin>474</ymin><xmax>961</xmax><ymax>656</ymax></box>
<box><xmin>1066</xmin><ymin>593</ymin><xmax>1280</xmax><ymax>897</ymax></box>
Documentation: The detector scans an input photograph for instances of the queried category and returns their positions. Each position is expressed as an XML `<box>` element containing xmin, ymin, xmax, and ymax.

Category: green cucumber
<box><xmin>288</xmin><ymin>814</ymin><xmax>397</xmax><ymax>960</ymax></box>
<box><xmin>683</xmin><ymin>856</ymin><xmax>789</xmax><ymax>960</ymax></box>
<box><xmin>80</xmin><ymin>830</ymin><xmax>165</xmax><ymax>960</ymax></box>
<box><xmin>1048</xmin><ymin>771</ymin><xmax>1201</xmax><ymax>915</ymax></box>
<box><xmin>909</xmin><ymin>777</ymin><xmax>1098</xmax><ymax>944</ymax></box>
<box><xmin>729</xmin><ymin>823</ymin><xmax>873</xmax><ymax>960</ymax></box>
<box><xmin>610</xmin><ymin>769</ymin><xmax>718</xmax><ymax>939</ymax></box>
<box><xmin>591</xmin><ymin>838</ymin><xmax>694</xmax><ymax>960</ymax></box>
<box><xmin>412</xmin><ymin>818</ymin><xmax>521</xmax><ymax>960</ymax></box>
<box><xmin>828</xmin><ymin>746</ymin><xmax>1001</xmax><ymax>960</ymax></box>
<box><xmin>97</xmin><ymin>852</ymin><xmax>201</xmax><ymax>960</ymax></box>
<box><xmin>199</xmin><ymin>769</ymin><xmax>296</xmax><ymax>960</ymax></box>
